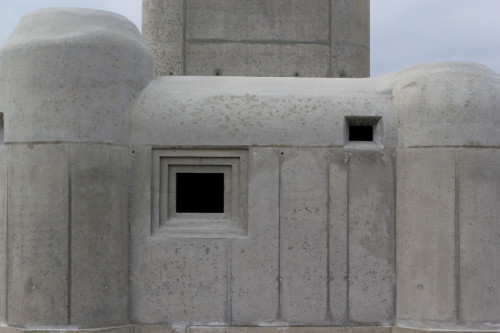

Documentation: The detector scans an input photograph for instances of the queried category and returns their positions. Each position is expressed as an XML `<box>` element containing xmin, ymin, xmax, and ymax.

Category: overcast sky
<box><xmin>1</xmin><ymin>0</ymin><xmax>499</xmax><ymax>77</ymax></box>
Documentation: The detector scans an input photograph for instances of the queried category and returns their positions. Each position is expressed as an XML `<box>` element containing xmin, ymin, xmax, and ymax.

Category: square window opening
<box><xmin>349</xmin><ymin>125</ymin><xmax>373</xmax><ymax>141</ymax></box>
<box><xmin>176</xmin><ymin>173</ymin><xmax>224</xmax><ymax>213</ymax></box>
<box><xmin>345</xmin><ymin>116</ymin><xmax>382</xmax><ymax>144</ymax></box>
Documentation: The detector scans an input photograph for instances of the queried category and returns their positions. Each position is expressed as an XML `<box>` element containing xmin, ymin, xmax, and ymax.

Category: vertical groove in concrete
<box><xmin>326</xmin><ymin>158</ymin><xmax>331</xmax><ymax>323</ymax></box>
<box><xmin>454</xmin><ymin>148</ymin><xmax>464</xmax><ymax>322</ymax></box>
<box><xmin>226</xmin><ymin>239</ymin><xmax>233</xmax><ymax>325</ymax></box>
<box><xmin>392</xmin><ymin>152</ymin><xmax>397</xmax><ymax>325</ymax></box>
<box><xmin>67</xmin><ymin>152</ymin><xmax>72</xmax><ymax>326</ymax></box>
<box><xmin>328</xmin><ymin>0</ymin><xmax>333</xmax><ymax>78</ymax></box>
<box><xmin>127</xmin><ymin>149</ymin><xmax>134</xmax><ymax>324</ymax></box>
<box><xmin>4</xmin><ymin>146</ymin><xmax>9</xmax><ymax>324</ymax></box>
<box><xmin>346</xmin><ymin>153</ymin><xmax>351</xmax><ymax>324</ymax></box>
<box><xmin>277</xmin><ymin>150</ymin><xmax>283</xmax><ymax>321</ymax></box>
<box><xmin>182</xmin><ymin>0</ymin><xmax>187</xmax><ymax>75</ymax></box>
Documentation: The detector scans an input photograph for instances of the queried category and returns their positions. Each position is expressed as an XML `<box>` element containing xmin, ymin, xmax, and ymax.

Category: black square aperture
<box><xmin>176</xmin><ymin>173</ymin><xmax>224</xmax><ymax>213</ymax></box>
<box><xmin>349</xmin><ymin>125</ymin><xmax>373</xmax><ymax>141</ymax></box>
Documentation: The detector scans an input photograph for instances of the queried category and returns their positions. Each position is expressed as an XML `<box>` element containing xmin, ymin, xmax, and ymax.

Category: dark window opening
<box><xmin>349</xmin><ymin>125</ymin><xmax>373</xmax><ymax>141</ymax></box>
<box><xmin>176</xmin><ymin>173</ymin><xmax>224</xmax><ymax>213</ymax></box>
<box><xmin>345</xmin><ymin>116</ymin><xmax>381</xmax><ymax>143</ymax></box>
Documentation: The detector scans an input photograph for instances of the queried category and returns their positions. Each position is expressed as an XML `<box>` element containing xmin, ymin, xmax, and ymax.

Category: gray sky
<box><xmin>1</xmin><ymin>0</ymin><xmax>499</xmax><ymax>77</ymax></box>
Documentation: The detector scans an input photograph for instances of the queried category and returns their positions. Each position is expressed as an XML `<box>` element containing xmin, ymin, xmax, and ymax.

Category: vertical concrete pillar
<box><xmin>0</xmin><ymin>8</ymin><xmax>154</xmax><ymax>328</ymax></box>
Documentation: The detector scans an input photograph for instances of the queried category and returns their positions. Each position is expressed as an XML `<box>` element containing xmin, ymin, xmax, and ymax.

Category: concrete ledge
<box><xmin>0</xmin><ymin>324</ymin><xmax>499</xmax><ymax>333</ymax></box>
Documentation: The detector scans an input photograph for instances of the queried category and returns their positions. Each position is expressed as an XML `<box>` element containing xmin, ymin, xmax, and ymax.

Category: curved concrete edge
<box><xmin>391</xmin><ymin>62</ymin><xmax>500</xmax><ymax>148</ymax></box>
<box><xmin>3</xmin><ymin>8</ymin><xmax>143</xmax><ymax>48</ymax></box>
<box><xmin>131</xmin><ymin>62</ymin><xmax>500</xmax><ymax>148</ymax></box>
<box><xmin>0</xmin><ymin>8</ymin><xmax>155</xmax><ymax>145</ymax></box>
<box><xmin>131</xmin><ymin>75</ymin><xmax>397</xmax><ymax>147</ymax></box>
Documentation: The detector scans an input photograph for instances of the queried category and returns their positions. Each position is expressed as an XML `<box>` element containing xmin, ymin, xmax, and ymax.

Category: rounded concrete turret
<box><xmin>392</xmin><ymin>62</ymin><xmax>500</xmax><ymax>147</ymax></box>
<box><xmin>0</xmin><ymin>8</ymin><xmax>154</xmax><ymax>329</ymax></box>
<box><xmin>0</xmin><ymin>7</ymin><xmax>154</xmax><ymax>144</ymax></box>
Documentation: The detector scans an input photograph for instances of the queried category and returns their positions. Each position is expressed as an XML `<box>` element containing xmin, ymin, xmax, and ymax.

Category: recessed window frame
<box><xmin>344</xmin><ymin>116</ymin><xmax>383</xmax><ymax>150</ymax></box>
<box><xmin>152</xmin><ymin>149</ymin><xmax>248</xmax><ymax>238</ymax></box>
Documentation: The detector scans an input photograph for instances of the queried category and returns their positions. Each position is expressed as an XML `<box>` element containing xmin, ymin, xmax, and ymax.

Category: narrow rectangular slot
<box><xmin>0</xmin><ymin>113</ymin><xmax>3</xmax><ymax>144</ymax></box>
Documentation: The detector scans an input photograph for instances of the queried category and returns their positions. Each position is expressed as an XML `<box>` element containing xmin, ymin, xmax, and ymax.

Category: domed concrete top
<box><xmin>391</xmin><ymin>62</ymin><xmax>500</xmax><ymax>147</ymax></box>
<box><xmin>4</xmin><ymin>7</ymin><xmax>143</xmax><ymax>47</ymax></box>
<box><xmin>0</xmin><ymin>8</ymin><xmax>154</xmax><ymax>145</ymax></box>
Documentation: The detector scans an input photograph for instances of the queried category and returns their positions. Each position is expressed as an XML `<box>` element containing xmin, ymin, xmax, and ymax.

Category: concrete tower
<box><xmin>143</xmin><ymin>0</ymin><xmax>370</xmax><ymax>77</ymax></box>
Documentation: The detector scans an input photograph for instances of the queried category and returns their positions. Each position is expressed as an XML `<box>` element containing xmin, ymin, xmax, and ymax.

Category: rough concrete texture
<box><xmin>328</xmin><ymin>150</ymin><xmax>349</xmax><ymax>324</ymax></box>
<box><xmin>330</xmin><ymin>0</ymin><xmax>370</xmax><ymax>78</ymax></box>
<box><xmin>0</xmin><ymin>8</ymin><xmax>154</xmax><ymax>329</ymax></box>
<box><xmin>230</xmin><ymin>148</ymin><xmax>280</xmax><ymax>324</ymax></box>
<box><xmin>7</xmin><ymin>144</ymin><xmax>69</xmax><ymax>326</ymax></box>
<box><xmin>1</xmin><ymin>6</ymin><xmax>500</xmax><ymax>332</ymax></box>
<box><xmin>131</xmin><ymin>75</ymin><xmax>397</xmax><ymax>147</ymax></box>
<box><xmin>143</xmin><ymin>0</ymin><xmax>369</xmax><ymax>77</ymax></box>
<box><xmin>458</xmin><ymin>149</ymin><xmax>500</xmax><ymax>323</ymax></box>
<box><xmin>0</xmin><ymin>146</ymin><xmax>7</xmax><ymax>321</ymax></box>
<box><xmin>130</xmin><ymin>147</ymin><xmax>228</xmax><ymax>324</ymax></box>
<box><xmin>0</xmin><ymin>8</ymin><xmax>154</xmax><ymax>145</ymax></box>
<box><xmin>396</xmin><ymin>149</ymin><xmax>457</xmax><ymax>326</ymax></box>
<box><xmin>279</xmin><ymin>149</ymin><xmax>329</xmax><ymax>324</ymax></box>
<box><xmin>348</xmin><ymin>151</ymin><xmax>394</xmax><ymax>324</ymax></box>
<box><xmin>69</xmin><ymin>145</ymin><xmax>130</xmax><ymax>327</ymax></box>
<box><xmin>393</xmin><ymin>62</ymin><xmax>500</xmax><ymax>147</ymax></box>
<box><xmin>185</xmin><ymin>43</ymin><xmax>330</xmax><ymax>77</ymax></box>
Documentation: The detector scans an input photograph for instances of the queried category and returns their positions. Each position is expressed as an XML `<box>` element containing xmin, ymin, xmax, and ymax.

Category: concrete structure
<box><xmin>142</xmin><ymin>0</ymin><xmax>370</xmax><ymax>77</ymax></box>
<box><xmin>0</xmin><ymin>5</ymin><xmax>499</xmax><ymax>333</ymax></box>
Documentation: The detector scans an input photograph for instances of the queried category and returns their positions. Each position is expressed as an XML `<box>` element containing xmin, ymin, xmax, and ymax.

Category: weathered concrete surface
<box><xmin>0</xmin><ymin>8</ymin><xmax>154</xmax><ymax>145</ymax></box>
<box><xmin>0</xmin><ymin>145</ymin><xmax>8</xmax><ymax>322</ymax></box>
<box><xmin>331</xmin><ymin>0</ymin><xmax>370</xmax><ymax>78</ymax></box>
<box><xmin>130</xmin><ymin>147</ymin><xmax>228</xmax><ymax>324</ymax></box>
<box><xmin>131</xmin><ymin>76</ymin><xmax>396</xmax><ymax>147</ymax></box>
<box><xmin>2</xmin><ymin>6</ymin><xmax>500</xmax><ymax>330</ymax></box>
<box><xmin>185</xmin><ymin>43</ymin><xmax>330</xmax><ymax>77</ymax></box>
<box><xmin>328</xmin><ymin>149</ymin><xmax>349</xmax><ymax>324</ymax></box>
<box><xmin>393</xmin><ymin>62</ymin><xmax>500</xmax><ymax>148</ymax></box>
<box><xmin>142</xmin><ymin>0</ymin><xmax>184</xmax><ymax>76</ymax></box>
<box><xmin>458</xmin><ymin>149</ymin><xmax>500</xmax><ymax>324</ymax></box>
<box><xmin>230</xmin><ymin>148</ymin><xmax>280</xmax><ymax>324</ymax></box>
<box><xmin>348</xmin><ymin>151</ymin><xmax>395</xmax><ymax>325</ymax></box>
<box><xmin>7</xmin><ymin>144</ymin><xmax>69</xmax><ymax>326</ymax></box>
<box><xmin>143</xmin><ymin>0</ymin><xmax>369</xmax><ymax>77</ymax></box>
<box><xmin>279</xmin><ymin>149</ymin><xmax>328</xmax><ymax>324</ymax></box>
<box><xmin>396</xmin><ymin>149</ymin><xmax>456</xmax><ymax>326</ymax></box>
<box><xmin>69</xmin><ymin>145</ymin><xmax>129</xmax><ymax>327</ymax></box>
<box><xmin>185</xmin><ymin>0</ymin><xmax>329</xmax><ymax>41</ymax></box>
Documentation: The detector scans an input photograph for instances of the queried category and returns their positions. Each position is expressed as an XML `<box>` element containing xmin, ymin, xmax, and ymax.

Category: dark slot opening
<box><xmin>349</xmin><ymin>125</ymin><xmax>373</xmax><ymax>141</ymax></box>
<box><xmin>0</xmin><ymin>113</ymin><xmax>3</xmax><ymax>144</ymax></box>
<box><xmin>176</xmin><ymin>173</ymin><xmax>224</xmax><ymax>213</ymax></box>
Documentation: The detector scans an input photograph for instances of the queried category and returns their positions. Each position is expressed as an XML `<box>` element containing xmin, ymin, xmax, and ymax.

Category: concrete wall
<box><xmin>393</xmin><ymin>63</ymin><xmax>500</xmax><ymax>329</ymax></box>
<box><xmin>130</xmin><ymin>62</ymin><xmax>500</xmax><ymax>329</ymax></box>
<box><xmin>142</xmin><ymin>0</ymin><xmax>369</xmax><ymax>77</ymax></box>
<box><xmin>130</xmin><ymin>146</ymin><xmax>395</xmax><ymax>326</ymax></box>
<box><xmin>0</xmin><ymin>8</ymin><xmax>154</xmax><ymax>328</ymax></box>
<box><xmin>0</xmin><ymin>7</ymin><xmax>499</xmax><ymax>332</ymax></box>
